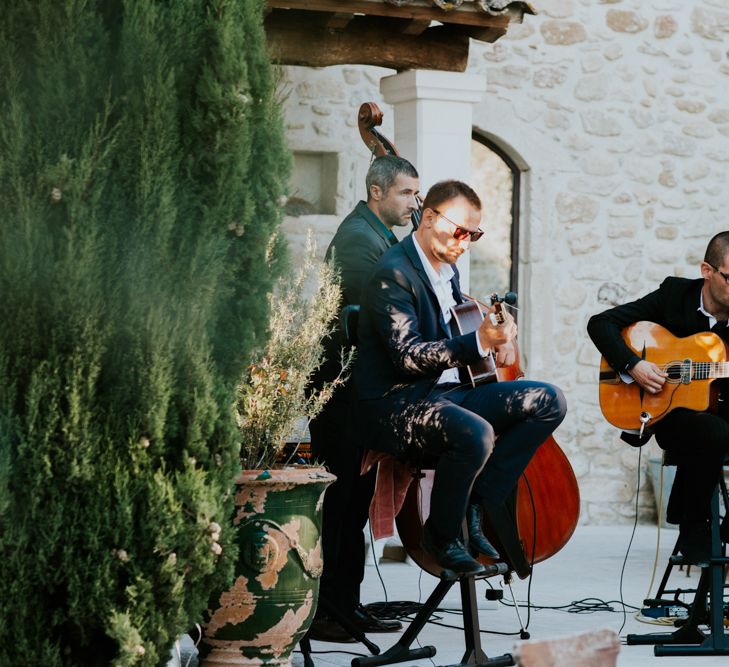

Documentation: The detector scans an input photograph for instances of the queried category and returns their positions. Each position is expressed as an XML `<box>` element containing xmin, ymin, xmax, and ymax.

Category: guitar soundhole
<box><xmin>665</xmin><ymin>363</ymin><xmax>682</xmax><ymax>381</ymax></box>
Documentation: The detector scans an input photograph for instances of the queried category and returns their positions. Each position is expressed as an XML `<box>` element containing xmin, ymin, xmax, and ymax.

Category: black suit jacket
<box><xmin>587</xmin><ymin>277</ymin><xmax>729</xmax><ymax>372</ymax></box>
<box><xmin>314</xmin><ymin>201</ymin><xmax>398</xmax><ymax>388</ymax></box>
<box><xmin>353</xmin><ymin>234</ymin><xmax>483</xmax><ymax>454</ymax></box>
<box><xmin>326</xmin><ymin>200</ymin><xmax>397</xmax><ymax>308</ymax></box>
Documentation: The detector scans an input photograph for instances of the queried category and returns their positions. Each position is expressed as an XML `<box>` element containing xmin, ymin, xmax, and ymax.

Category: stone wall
<box><xmin>277</xmin><ymin>0</ymin><xmax>729</xmax><ymax>524</ymax></box>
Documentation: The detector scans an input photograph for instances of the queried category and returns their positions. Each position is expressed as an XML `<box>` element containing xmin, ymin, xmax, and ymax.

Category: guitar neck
<box><xmin>692</xmin><ymin>361</ymin><xmax>729</xmax><ymax>380</ymax></box>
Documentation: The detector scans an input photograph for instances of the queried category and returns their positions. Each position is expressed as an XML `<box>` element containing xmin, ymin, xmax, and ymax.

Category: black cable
<box><xmin>435</xmin><ymin>608</ymin><xmax>523</xmax><ymax>636</ymax></box>
<box><xmin>521</xmin><ymin>473</ymin><xmax>538</xmax><ymax>633</ymax></box>
<box><xmin>617</xmin><ymin>445</ymin><xmax>643</xmax><ymax>636</ymax></box>
<box><xmin>495</xmin><ymin>596</ymin><xmax>640</xmax><ymax>614</ymax></box>
<box><xmin>367</xmin><ymin>520</ymin><xmax>390</xmax><ymax>613</ymax></box>
<box><xmin>294</xmin><ymin>649</ymin><xmax>369</xmax><ymax>657</ymax></box>
<box><xmin>365</xmin><ymin>600</ymin><xmax>423</xmax><ymax>620</ymax></box>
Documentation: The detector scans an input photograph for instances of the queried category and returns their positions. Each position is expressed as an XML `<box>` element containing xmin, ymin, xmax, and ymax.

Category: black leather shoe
<box><xmin>352</xmin><ymin>604</ymin><xmax>402</xmax><ymax>633</ymax></box>
<box><xmin>307</xmin><ymin>616</ymin><xmax>356</xmax><ymax>643</ymax></box>
<box><xmin>421</xmin><ymin>523</ymin><xmax>486</xmax><ymax>576</ymax></box>
<box><xmin>466</xmin><ymin>504</ymin><xmax>500</xmax><ymax>559</ymax></box>
<box><xmin>679</xmin><ymin>520</ymin><xmax>711</xmax><ymax>568</ymax></box>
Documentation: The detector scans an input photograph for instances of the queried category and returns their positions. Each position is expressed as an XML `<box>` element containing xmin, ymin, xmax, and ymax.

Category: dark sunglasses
<box><xmin>431</xmin><ymin>208</ymin><xmax>484</xmax><ymax>242</ymax></box>
<box><xmin>708</xmin><ymin>262</ymin><xmax>729</xmax><ymax>285</ymax></box>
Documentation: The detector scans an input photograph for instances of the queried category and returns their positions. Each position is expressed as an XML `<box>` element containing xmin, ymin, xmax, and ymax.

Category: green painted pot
<box><xmin>200</xmin><ymin>466</ymin><xmax>335</xmax><ymax>667</ymax></box>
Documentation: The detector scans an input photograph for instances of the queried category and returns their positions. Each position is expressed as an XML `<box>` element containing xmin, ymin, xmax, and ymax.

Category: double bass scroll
<box><xmin>357</xmin><ymin>102</ymin><xmax>422</xmax><ymax>230</ymax></box>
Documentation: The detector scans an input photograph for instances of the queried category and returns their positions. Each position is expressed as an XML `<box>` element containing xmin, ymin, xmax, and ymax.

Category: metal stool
<box><xmin>627</xmin><ymin>455</ymin><xmax>729</xmax><ymax>656</ymax></box>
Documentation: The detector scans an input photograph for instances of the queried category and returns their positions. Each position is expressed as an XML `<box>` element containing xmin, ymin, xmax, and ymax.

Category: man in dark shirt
<box><xmin>309</xmin><ymin>155</ymin><xmax>419</xmax><ymax>641</ymax></box>
<box><xmin>588</xmin><ymin>231</ymin><xmax>729</xmax><ymax>566</ymax></box>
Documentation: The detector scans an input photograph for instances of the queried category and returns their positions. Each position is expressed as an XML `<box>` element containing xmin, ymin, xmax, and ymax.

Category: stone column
<box><xmin>380</xmin><ymin>70</ymin><xmax>487</xmax><ymax>291</ymax></box>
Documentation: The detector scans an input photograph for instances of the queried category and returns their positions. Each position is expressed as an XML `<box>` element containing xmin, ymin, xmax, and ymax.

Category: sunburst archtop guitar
<box><xmin>598</xmin><ymin>321</ymin><xmax>729</xmax><ymax>430</ymax></box>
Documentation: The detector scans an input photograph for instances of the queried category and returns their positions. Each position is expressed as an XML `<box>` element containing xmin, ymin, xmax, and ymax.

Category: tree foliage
<box><xmin>0</xmin><ymin>1</ymin><xmax>289</xmax><ymax>664</ymax></box>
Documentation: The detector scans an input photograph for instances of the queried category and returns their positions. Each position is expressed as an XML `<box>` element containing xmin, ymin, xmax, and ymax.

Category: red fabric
<box><xmin>361</xmin><ymin>450</ymin><xmax>414</xmax><ymax>540</ymax></box>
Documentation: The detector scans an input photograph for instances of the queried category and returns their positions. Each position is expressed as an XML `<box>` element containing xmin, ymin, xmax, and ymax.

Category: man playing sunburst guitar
<box><xmin>588</xmin><ymin>231</ymin><xmax>729</xmax><ymax>566</ymax></box>
<box><xmin>353</xmin><ymin>180</ymin><xmax>567</xmax><ymax>576</ymax></box>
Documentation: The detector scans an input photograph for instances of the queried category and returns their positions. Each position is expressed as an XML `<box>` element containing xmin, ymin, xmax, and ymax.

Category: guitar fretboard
<box><xmin>688</xmin><ymin>361</ymin><xmax>729</xmax><ymax>380</ymax></box>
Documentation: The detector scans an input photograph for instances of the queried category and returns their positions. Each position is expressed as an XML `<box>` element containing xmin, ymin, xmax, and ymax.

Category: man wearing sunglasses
<box><xmin>353</xmin><ymin>179</ymin><xmax>567</xmax><ymax>576</ymax></box>
<box><xmin>588</xmin><ymin>231</ymin><xmax>729</xmax><ymax>566</ymax></box>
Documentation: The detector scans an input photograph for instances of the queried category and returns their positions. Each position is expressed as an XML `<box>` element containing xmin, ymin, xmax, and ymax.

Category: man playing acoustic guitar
<box><xmin>353</xmin><ymin>180</ymin><xmax>567</xmax><ymax>575</ymax></box>
<box><xmin>588</xmin><ymin>231</ymin><xmax>729</xmax><ymax>566</ymax></box>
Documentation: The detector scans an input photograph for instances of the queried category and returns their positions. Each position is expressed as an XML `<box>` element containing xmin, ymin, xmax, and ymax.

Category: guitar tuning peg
<box><xmin>488</xmin><ymin>292</ymin><xmax>518</xmax><ymax>306</ymax></box>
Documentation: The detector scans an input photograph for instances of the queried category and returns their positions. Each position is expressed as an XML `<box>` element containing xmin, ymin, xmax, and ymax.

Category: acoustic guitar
<box><xmin>598</xmin><ymin>321</ymin><xmax>729</xmax><ymax>430</ymax></box>
<box><xmin>450</xmin><ymin>292</ymin><xmax>516</xmax><ymax>387</ymax></box>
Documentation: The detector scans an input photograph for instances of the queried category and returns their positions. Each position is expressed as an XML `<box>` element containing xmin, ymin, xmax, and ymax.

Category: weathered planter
<box><xmin>200</xmin><ymin>466</ymin><xmax>335</xmax><ymax>667</ymax></box>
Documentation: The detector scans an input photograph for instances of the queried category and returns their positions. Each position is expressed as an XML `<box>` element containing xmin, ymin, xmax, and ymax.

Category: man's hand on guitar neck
<box><xmin>628</xmin><ymin>360</ymin><xmax>667</xmax><ymax>394</ymax></box>
<box><xmin>477</xmin><ymin>307</ymin><xmax>516</xmax><ymax>354</ymax></box>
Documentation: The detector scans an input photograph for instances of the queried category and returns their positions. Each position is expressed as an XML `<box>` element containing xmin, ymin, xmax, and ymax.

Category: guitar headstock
<box><xmin>488</xmin><ymin>292</ymin><xmax>518</xmax><ymax>326</ymax></box>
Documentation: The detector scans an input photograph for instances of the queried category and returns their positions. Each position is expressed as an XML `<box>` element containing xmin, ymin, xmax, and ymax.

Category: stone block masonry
<box><xmin>277</xmin><ymin>1</ymin><xmax>729</xmax><ymax>525</ymax></box>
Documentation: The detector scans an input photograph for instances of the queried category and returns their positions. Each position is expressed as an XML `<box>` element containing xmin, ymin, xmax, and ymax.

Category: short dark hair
<box><xmin>704</xmin><ymin>231</ymin><xmax>729</xmax><ymax>268</ymax></box>
<box><xmin>422</xmin><ymin>180</ymin><xmax>481</xmax><ymax>213</ymax></box>
<box><xmin>365</xmin><ymin>155</ymin><xmax>418</xmax><ymax>200</ymax></box>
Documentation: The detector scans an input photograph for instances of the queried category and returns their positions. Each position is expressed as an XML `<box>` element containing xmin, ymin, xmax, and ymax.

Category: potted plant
<box><xmin>199</xmin><ymin>239</ymin><xmax>352</xmax><ymax>667</ymax></box>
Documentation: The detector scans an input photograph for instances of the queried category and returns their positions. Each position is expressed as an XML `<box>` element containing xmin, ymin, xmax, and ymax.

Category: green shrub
<box><xmin>0</xmin><ymin>1</ymin><xmax>289</xmax><ymax>664</ymax></box>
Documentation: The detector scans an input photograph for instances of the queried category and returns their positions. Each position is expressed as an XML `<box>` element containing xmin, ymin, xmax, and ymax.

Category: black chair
<box><xmin>627</xmin><ymin>453</ymin><xmax>729</xmax><ymax>656</ymax></box>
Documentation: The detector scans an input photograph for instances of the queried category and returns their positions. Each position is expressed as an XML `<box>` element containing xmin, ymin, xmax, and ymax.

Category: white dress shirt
<box><xmin>698</xmin><ymin>290</ymin><xmax>728</xmax><ymax>329</ymax></box>
<box><xmin>412</xmin><ymin>235</ymin><xmax>486</xmax><ymax>384</ymax></box>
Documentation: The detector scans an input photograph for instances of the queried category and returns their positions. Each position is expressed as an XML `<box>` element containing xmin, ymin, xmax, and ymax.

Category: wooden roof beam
<box><xmin>265</xmin><ymin>11</ymin><xmax>470</xmax><ymax>72</ymax></box>
<box><xmin>267</xmin><ymin>0</ymin><xmax>512</xmax><ymax>29</ymax></box>
<box><xmin>323</xmin><ymin>12</ymin><xmax>356</xmax><ymax>30</ymax></box>
<box><xmin>398</xmin><ymin>18</ymin><xmax>431</xmax><ymax>35</ymax></box>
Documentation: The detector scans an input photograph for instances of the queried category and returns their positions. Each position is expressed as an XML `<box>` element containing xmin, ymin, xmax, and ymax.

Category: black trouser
<box><xmin>403</xmin><ymin>380</ymin><xmax>567</xmax><ymax>542</ymax></box>
<box><xmin>653</xmin><ymin>408</ymin><xmax>729</xmax><ymax>525</ymax></box>
<box><xmin>310</xmin><ymin>394</ymin><xmax>376</xmax><ymax>614</ymax></box>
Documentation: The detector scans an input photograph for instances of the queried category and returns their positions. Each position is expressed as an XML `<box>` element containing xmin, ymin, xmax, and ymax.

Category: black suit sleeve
<box><xmin>587</xmin><ymin>281</ymin><xmax>669</xmax><ymax>372</ymax></box>
<box><xmin>328</xmin><ymin>227</ymin><xmax>386</xmax><ymax>307</ymax></box>
<box><xmin>366</xmin><ymin>264</ymin><xmax>482</xmax><ymax>378</ymax></box>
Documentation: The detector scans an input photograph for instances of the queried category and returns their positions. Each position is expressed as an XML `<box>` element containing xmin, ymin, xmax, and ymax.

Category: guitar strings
<box><xmin>650</xmin><ymin>360</ymin><xmax>729</xmax><ymax>378</ymax></box>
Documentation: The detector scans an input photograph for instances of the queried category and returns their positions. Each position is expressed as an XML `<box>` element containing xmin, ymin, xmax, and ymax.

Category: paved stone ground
<box><xmin>170</xmin><ymin>524</ymin><xmax>727</xmax><ymax>667</ymax></box>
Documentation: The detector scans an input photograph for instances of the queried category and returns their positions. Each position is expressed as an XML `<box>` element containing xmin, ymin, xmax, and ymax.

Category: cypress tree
<box><xmin>0</xmin><ymin>1</ymin><xmax>289</xmax><ymax>664</ymax></box>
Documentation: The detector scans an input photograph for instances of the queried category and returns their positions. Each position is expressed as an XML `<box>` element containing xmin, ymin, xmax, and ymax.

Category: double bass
<box><xmin>357</xmin><ymin>102</ymin><xmax>580</xmax><ymax>579</ymax></box>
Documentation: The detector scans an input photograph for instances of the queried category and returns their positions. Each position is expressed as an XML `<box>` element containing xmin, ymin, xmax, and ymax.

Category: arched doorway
<box><xmin>469</xmin><ymin>133</ymin><xmax>521</xmax><ymax>301</ymax></box>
